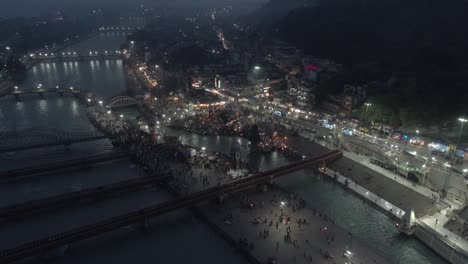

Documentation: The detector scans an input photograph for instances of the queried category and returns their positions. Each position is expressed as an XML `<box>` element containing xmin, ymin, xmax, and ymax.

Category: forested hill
<box><xmin>276</xmin><ymin>0</ymin><xmax>468</xmax><ymax>64</ymax></box>
<box><xmin>273</xmin><ymin>0</ymin><xmax>468</xmax><ymax>128</ymax></box>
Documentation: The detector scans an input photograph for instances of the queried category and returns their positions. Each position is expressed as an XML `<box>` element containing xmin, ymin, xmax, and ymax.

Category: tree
<box><xmin>248</xmin><ymin>124</ymin><xmax>261</xmax><ymax>145</ymax></box>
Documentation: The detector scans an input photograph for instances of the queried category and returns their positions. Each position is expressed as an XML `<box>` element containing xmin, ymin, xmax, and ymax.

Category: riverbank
<box><xmin>162</xmin><ymin>145</ymin><xmax>390</xmax><ymax>264</ymax></box>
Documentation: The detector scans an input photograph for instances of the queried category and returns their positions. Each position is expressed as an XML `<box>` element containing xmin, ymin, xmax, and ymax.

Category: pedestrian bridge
<box><xmin>0</xmin><ymin>127</ymin><xmax>108</xmax><ymax>153</ymax></box>
<box><xmin>33</xmin><ymin>52</ymin><xmax>123</xmax><ymax>62</ymax></box>
<box><xmin>1</xmin><ymin>88</ymin><xmax>85</xmax><ymax>99</ymax></box>
<box><xmin>106</xmin><ymin>96</ymin><xmax>141</xmax><ymax>109</ymax></box>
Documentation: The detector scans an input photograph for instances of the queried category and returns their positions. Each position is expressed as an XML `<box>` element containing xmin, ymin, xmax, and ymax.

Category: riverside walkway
<box><xmin>199</xmin><ymin>186</ymin><xmax>390</xmax><ymax>264</ymax></box>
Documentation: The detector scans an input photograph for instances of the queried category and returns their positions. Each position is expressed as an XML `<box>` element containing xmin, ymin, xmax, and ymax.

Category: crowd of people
<box><xmin>87</xmin><ymin>105</ymin><xmax>133</xmax><ymax>143</ymax></box>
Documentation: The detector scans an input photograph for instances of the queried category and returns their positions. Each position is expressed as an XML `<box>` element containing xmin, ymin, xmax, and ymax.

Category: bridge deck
<box><xmin>0</xmin><ymin>150</ymin><xmax>342</xmax><ymax>263</ymax></box>
<box><xmin>0</xmin><ymin>173</ymin><xmax>172</xmax><ymax>220</ymax></box>
<box><xmin>0</xmin><ymin>152</ymin><xmax>128</xmax><ymax>182</ymax></box>
<box><xmin>0</xmin><ymin>135</ymin><xmax>109</xmax><ymax>154</ymax></box>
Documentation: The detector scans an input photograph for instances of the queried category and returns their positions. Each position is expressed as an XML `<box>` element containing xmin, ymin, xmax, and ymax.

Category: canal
<box><xmin>0</xmin><ymin>33</ymin><xmax>447</xmax><ymax>264</ymax></box>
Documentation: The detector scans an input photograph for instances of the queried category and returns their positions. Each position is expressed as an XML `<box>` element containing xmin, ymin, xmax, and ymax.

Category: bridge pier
<box><xmin>15</xmin><ymin>94</ymin><xmax>19</xmax><ymax>100</ymax></box>
<box><xmin>133</xmin><ymin>218</ymin><xmax>151</xmax><ymax>232</ymax></box>
<box><xmin>41</xmin><ymin>245</ymin><xmax>69</xmax><ymax>261</ymax></box>
<box><xmin>39</xmin><ymin>92</ymin><xmax>43</xmax><ymax>98</ymax></box>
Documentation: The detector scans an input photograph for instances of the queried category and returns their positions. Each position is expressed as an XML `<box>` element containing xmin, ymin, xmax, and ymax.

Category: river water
<box><xmin>0</xmin><ymin>34</ymin><xmax>447</xmax><ymax>264</ymax></box>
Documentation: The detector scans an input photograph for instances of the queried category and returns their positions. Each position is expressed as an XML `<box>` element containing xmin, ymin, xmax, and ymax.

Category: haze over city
<box><xmin>0</xmin><ymin>0</ymin><xmax>467</xmax><ymax>264</ymax></box>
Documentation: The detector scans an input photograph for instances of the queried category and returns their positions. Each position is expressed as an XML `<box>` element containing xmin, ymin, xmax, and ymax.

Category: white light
<box><xmin>70</xmin><ymin>86</ymin><xmax>74</xmax><ymax>90</ymax></box>
<box><xmin>463</xmin><ymin>169</ymin><xmax>468</xmax><ymax>173</ymax></box>
<box><xmin>98</xmin><ymin>100</ymin><xmax>103</xmax><ymax>105</ymax></box>
<box><xmin>120</xmin><ymin>114</ymin><xmax>124</xmax><ymax>118</ymax></box>
<box><xmin>201</xmin><ymin>147</ymin><xmax>206</xmax><ymax>151</ymax></box>
<box><xmin>5</xmin><ymin>46</ymin><xmax>11</xmax><ymax>50</ymax></box>
<box><xmin>130</xmin><ymin>41</ymin><xmax>135</xmax><ymax>44</ymax></box>
<box><xmin>56</xmin><ymin>86</ymin><xmax>59</xmax><ymax>89</ymax></box>
<box><xmin>87</xmin><ymin>98</ymin><xmax>91</xmax><ymax>102</ymax></box>
<box><xmin>14</xmin><ymin>86</ymin><xmax>18</xmax><ymax>89</ymax></box>
<box><xmin>107</xmin><ymin>110</ymin><xmax>111</xmax><ymax>114</ymax></box>
<box><xmin>254</xmin><ymin>66</ymin><xmax>260</xmax><ymax>70</ymax></box>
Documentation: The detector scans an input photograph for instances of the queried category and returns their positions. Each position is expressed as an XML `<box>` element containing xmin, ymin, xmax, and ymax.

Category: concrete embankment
<box><xmin>289</xmin><ymin>135</ymin><xmax>468</xmax><ymax>263</ymax></box>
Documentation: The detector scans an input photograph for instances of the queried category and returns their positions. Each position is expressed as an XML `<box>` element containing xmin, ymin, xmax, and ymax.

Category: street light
<box><xmin>98</xmin><ymin>100</ymin><xmax>103</xmax><ymax>106</ymax></box>
<box><xmin>453</xmin><ymin>117</ymin><xmax>467</xmax><ymax>165</ymax></box>
<box><xmin>120</xmin><ymin>114</ymin><xmax>124</xmax><ymax>118</ymax></box>
<box><xmin>254</xmin><ymin>66</ymin><xmax>261</xmax><ymax>70</ymax></box>
<box><xmin>364</xmin><ymin>103</ymin><xmax>372</xmax><ymax>113</ymax></box>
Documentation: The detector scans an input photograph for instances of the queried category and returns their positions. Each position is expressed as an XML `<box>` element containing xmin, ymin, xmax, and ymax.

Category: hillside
<box><xmin>274</xmin><ymin>0</ymin><xmax>468</xmax><ymax>128</ymax></box>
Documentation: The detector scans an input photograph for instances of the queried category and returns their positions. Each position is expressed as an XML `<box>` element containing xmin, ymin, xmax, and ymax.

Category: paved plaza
<box><xmin>199</xmin><ymin>187</ymin><xmax>390</xmax><ymax>264</ymax></box>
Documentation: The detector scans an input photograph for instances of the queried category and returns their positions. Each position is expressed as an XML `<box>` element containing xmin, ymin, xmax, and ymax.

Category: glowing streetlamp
<box><xmin>453</xmin><ymin>117</ymin><xmax>467</xmax><ymax>165</ymax></box>
<box><xmin>254</xmin><ymin>66</ymin><xmax>261</xmax><ymax>70</ymax></box>
<box><xmin>364</xmin><ymin>103</ymin><xmax>372</xmax><ymax>113</ymax></box>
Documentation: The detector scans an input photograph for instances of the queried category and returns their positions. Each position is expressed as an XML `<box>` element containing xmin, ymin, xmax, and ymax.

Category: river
<box><xmin>0</xmin><ymin>33</ymin><xmax>447</xmax><ymax>264</ymax></box>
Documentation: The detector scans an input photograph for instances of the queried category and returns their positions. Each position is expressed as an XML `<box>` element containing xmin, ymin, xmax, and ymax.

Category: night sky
<box><xmin>1</xmin><ymin>0</ymin><xmax>267</xmax><ymax>18</ymax></box>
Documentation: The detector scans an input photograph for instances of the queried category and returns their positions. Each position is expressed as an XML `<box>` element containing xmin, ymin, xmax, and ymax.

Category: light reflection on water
<box><xmin>0</xmin><ymin>34</ymin><xmax>447</xmax><ymax>264</ymax></box>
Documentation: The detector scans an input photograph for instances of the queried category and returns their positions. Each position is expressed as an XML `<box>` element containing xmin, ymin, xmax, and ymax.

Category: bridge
<box><xmin>0</xmin><ymin>172</ymin><xmax>172</xmax><ymax>220</ymax></box>
<box><xmin>106</xmin><ymin>96</ymin><xmax>141</xmax><ymax>109</ymax></box>
<box><xmin>0</xmin><ymin>152</ymin><xmax>128</xmax><ymax>183</ymax></box>
<box><xmin>98</xmin><ymin>26</ymin><xmax>138</xmax><ymax>32</ymax></box>
<box><xmin>0</xmin><ymin>127</ymin><xmax>109</xmax><ymax>154</ymax></box>
<box><xmin>1</xmin><ymin>88</ymin><xmax>86</xmax><ymax>100</ymax></box>
<box><xmin>32</xmin><ymin>52</ymin><xmax>124</xmax><ymax>63</ymax></box>
<box><xmin>0</xmin><ymin>150</ymin><xmax>342</xmax><ymax>263</ymax></box>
